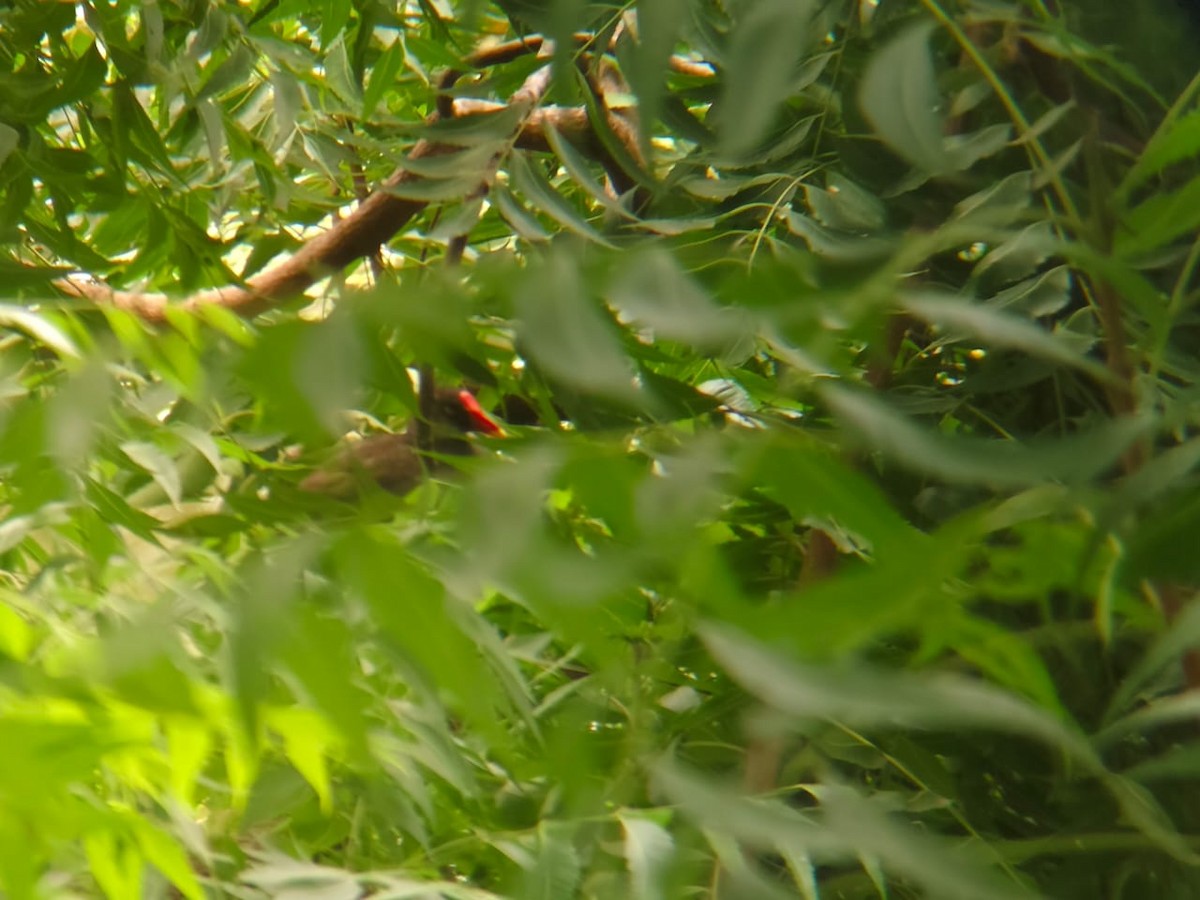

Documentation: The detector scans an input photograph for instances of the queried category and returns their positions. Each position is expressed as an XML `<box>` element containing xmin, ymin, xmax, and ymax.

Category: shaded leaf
<box><xmin>859</xmin><ymin>22</ymin><xmax>952</xmax><ymax>174</ymax></box>
<box><xmin>718</xmin><ymin>0</ymin><xmax>817</xmax><ymax>158</ymax></box>
<box><xmin>824</xmin><ymin>385</ymin><xmax>1149</xmax><ymax>488</ymax></box>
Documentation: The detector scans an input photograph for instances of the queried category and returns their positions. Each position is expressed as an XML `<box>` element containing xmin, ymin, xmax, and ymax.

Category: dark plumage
<box><xmin>299</xmin><ymin>389</ymin><xmax>501</xmax><ymax>499</ymax></box>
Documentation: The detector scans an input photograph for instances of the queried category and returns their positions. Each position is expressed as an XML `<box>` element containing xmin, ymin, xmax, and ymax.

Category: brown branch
<box><xmin>51</xmin><ymin>31</ymin><xmax>677</xmax><ymax>325</ymax></box>
<box><xmin>55</xmin><ymin>70</ymin><xmax>556</xmax><ymax>324</ymax></box>
<box><xmin>55</xmin><ymin>138</ymin><xmax>455</xmax><ymax>322</ymax></box>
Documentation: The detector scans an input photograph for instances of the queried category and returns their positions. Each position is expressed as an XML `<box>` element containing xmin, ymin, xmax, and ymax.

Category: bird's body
<box><xmin>299</xmin><ymin>388</ymin><xmax>500</xmax><ymax>499</ymax></box>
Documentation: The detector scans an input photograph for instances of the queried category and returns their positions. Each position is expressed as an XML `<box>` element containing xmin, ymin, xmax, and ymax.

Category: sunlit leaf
<box><xmin>621</xmin><ymin>813</ymin><xmax>674</xmax><ymax>900</ymax></box>
<box><xmin>0</xmin><ymin>304</ymin><xmax>80</xmax><ymax>359</ymax></box>
<box><xmin>121</xmin><ymin>441</ymin><xmax>183</xmax><ymax>506</ymax></box>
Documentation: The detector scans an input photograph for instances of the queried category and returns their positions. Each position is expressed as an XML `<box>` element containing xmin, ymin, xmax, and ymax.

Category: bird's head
<box><xmin>429</xmin><ymin>388</ymin><xmax>504</xmax><ymax>437</ymax></box>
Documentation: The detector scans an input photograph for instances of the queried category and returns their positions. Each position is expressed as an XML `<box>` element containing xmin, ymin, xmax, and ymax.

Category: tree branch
<box><xmin>52</xmin><ymin>33</ymin><xmax>691</xmax><ymax>324</ymax></box>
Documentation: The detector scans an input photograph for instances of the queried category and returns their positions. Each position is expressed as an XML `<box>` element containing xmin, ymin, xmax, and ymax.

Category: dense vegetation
<box><xmin>2</xmin><ymin>1</ymin><xmax>1200</xmax><ymax>896</ymax></box>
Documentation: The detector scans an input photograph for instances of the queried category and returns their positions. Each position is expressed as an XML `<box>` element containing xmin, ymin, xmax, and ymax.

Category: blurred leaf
<box><xmin>337</xmin><ymin>532</ymin><xmax>521</xmax><ymax>748</ymax></box>
<box><xmin>859</xmin><ymin>22</ymin><xmax>952</xmax><ymax>175</ymax></box>
<box><xmin>629</xmin><ymin>0</ymin><xmax>688</xmax><ymax>153</ymax></box>
<box><xmin>1120</xmin><ymin>109</ymin><xmax>1200</xmax><ymax>197</ymax></box>
<box><xmin>1115</xmin><ymin>172</ymin><xmax>1200</xmax><ymax>257</ymax></box>
<box><xmin>901</xmin><ymin>290</ymin><xmax>1112</xmax><ymax>382</ymax></box>
<box><xmin>0</xmin><ymin>304</ymin><xmax>80</xmax><ymax>359</ymax></box>
<box><xmin>824</xmin><ymin>385</ymin><xmax>1149</xmax><ymax>488</ymax></box>
<box><xmin>492</xmin><ymin>180</ymin><xmax>552</xmax><ymax>241</ymax></box>
<box><xmin>983</xmin><ymin>266</ymin><xmax>1072</xmax><ymax>317</ymax></box>
<box><xmin>126</xmin><ymin>814</ymin><xmax>205</xmax><ymax>900</ymax></box>
<box><xmin>121</xmin><ymin>441</ymin><xmax>183</xmax><ymax>505</ymax></box>
<box><xmin>519</xmin><ymin>821</ymin><xmax>581</xmax><ymax>900</ymax></box>
<box><xmin>607</xmin><ymin>249</ymin><xmax>756</xmax><ymax>355</ymax></box>
<box><xmin>85</xmin><ymin>830</ymin><xmax>143</xmax><ymax>900</ymax></box>
<box><xmin>269</xmin><ymin>706</ymin><xmax>336</xmax><ymax>813</ymax></box>
<box><xmin>747</xmin><ymin>436</ymin><xmax>916</xmax><ymax>556</ymax></box>
<box><xmin>621</xmin><ymin>812</ymin><xmax>674</xmax><ymax>900</ymax></box>
<box><xmin>242</xmin><ymin>858</ymin><xmax>363</xmax><ymax>899</ymax></box>
<box><xmin>515</xmin><ymin>254</ymin><xmax>638</xmax><ymax>400</ymax></box>
<box><xmin>653</xmin><ymin>759</ymin><xmax>1028</xmax><ymax>900</ymax></box>
<box><xmin>323</xmin><ymin>33</ymin><xmax>362</xmax><ymax>107</ymax></box>
<box><xmin>953</xmin><ymin>171</ymin><xmax>1034</xmax><ymax>225</ymax></box>
<box><xmin>718</xmin><ymin>0</ymin><xmax>816</xmax><ymax>158</ymax></box>
<box><xmin>545</xmin><ymin>123</ymin><xmax>634</xmax><ymax>217</ymax></box>
<box><xmin>946</xmin><ymin>123</ymin><xmax>1013</xmax><ymax>170</ymax></box>
<box><xmin>1121</xmin><ymin>486</ymin><xmax>1200</xmax><ymax>585</ymax></box>
<box><xmin>0</xmin><ymin>597</ymin><xmax>33</xmax><ymax>662</ymax></box>
<box><xmin>419</xmin><ymin>104</ymin><xmax>527</xmax><ymax>144</ymax></box>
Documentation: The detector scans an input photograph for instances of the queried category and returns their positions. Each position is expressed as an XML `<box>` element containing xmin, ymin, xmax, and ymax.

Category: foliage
<box><xmin>2</xmin><ymin>0</ymin><xmax>1200</xmax><ymax>897</ymax></box>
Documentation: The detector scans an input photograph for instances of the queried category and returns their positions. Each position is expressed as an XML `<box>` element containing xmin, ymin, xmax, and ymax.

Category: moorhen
<box><xmin>299</xmin><ymin>388</ymin><xmax>502</xmax><ymax>499</ymax></box>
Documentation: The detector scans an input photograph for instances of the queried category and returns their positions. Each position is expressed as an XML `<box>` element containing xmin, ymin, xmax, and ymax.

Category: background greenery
<box><xmin>2</xmin><ymin>0</ymin><xmax>1200</xmax><ymax>896</ymax></box>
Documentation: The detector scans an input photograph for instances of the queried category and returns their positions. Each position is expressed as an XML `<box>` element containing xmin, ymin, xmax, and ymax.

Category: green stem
<box><xmin>919</xmin><ymin>0</ymin><xmax>1082</xmax><ymax>233</ymax></box>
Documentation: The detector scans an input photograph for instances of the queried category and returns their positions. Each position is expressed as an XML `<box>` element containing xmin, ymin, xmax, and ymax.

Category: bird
<box><xmin>298</xmin><ymin>388</ymin><xmax>502</xmax><ymax>499</ymax></box>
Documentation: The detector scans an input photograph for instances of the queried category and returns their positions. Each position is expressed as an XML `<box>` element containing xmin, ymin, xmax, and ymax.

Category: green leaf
<box><xmin>320</xmin><ymin>0</ymin><xmax>352</xmax><ymax>49</ymax></box>
<box><xmin>0</xmin><ymin>304</ymin><xmax>80</xmax><ymax>359</ymax></box>
<box><xmin>508</xmin><ymin>152</ymin><xmax>615</xmax><ymax>246</ymax></box>
<box><xmin>491</xmin><ymin>180</ymin><xmax>552</xmax><ymax>242</ymax></box>
<box><xmin>268</xmin><ymin>706</ymin><xmax>335</xmax><ymax>813</ymax></box>
<box><xmin>363</xmin><ymin>39</ymin><xmax>407</xmax><ymax>117</ymax></box>
<box><xmin>782</xmin><ymin>210</ymin><xmax>897</xmax><ymax>262</ymax></box>
<box><xmin>418</xmin><ymin>103</ymin><xmax>528</xmax><ymax>145</ymax></box>
<box><xmin>824</xmin><ymin>385</ymin><xmax>1150</xmax><ymax>488</ymax></box>
<box><xmin>946</xmin><ymin>123</ymin><xmax>1012</xmax><ymax>170</ymax></box>
<box><xmin>399</xmin><ymin>141</ymin><xmax>502</xmax><ymax>179</ymax></box>
<box><xmin>629</xmin><ymin>0</ymin><xmax>688</xmax><ymax>153</ymax></box>
<box><xmin>952</xmin><ymin>171</ymin><xmax>1033</xmax><ymax>225</ymax></box>
<box><xmin>1120</xmin><ymin>108</ymin><xmax>1200</xmax><ymax>197</ymax></box>
<box><xmin>901</xmin><ymin>290</ymin><xmax>1113</xmax><ymax>382</ymax></box>
<box><xmin>1120</xmin><ymin>486</ymin><xmax>1200</xmax><ymax>586</ymax></box>
<box><xmin>654</xmin><ymin>757</ymin><xmax>1030</xmax><ymax>900</ymax></box>
<box><xmin>383</xmin><ymin>172</ymin><xmax>487</xmax><ymax>201</ymax></box>
<box><xmin>0</xmin><ymin>123</ymin><xmax>18</xmax><ymax>168</ymax></box>
<box><xmin>85</xmin><ymin>830</ymin><xmax>143</xmax><ymax>900</ymax></box>
<box><xmin>121</xmin><ymin>441</ymin><xmax>183</xmax><ymax>505</ymax></box>
<box><xmin>859</xmin><ymin>22</ymin><xmax>952</xmax><ymax>175</ymax></box>
<box><xmin>703</xmin><ymin>623</ymin><xmax>1099</xmax><ymax>762</ymax></box>
<box><xmin>242</xmin><ymin>859</ymin><xmax>363</xmax><ymax>898</ymax></box>
<box><xmin>520</xmin><ymin>822</ymin><xmax>582</xmax><ymax>900</ymax></box>
<box><xmin>621</xmin><ymin>813</ymin><xmax>674</xmax><ymax>900</ymax></box>
<box><xmin>718</xmin><ymin>0</ymin><xmax>817</xmax><ymax>158</ymax></box>
<box><xmin>545</xmin><ymin>123</ymin><xmax>634</xmax><ymax>217</ymax></box>
<box><xmin>746</xmin><ymin>436</ymin><xmax>916</xmax><ymax>556</ymax></box>
<box><xmin>323</xmin><ymin>33</ymin><xmax>362</xmax><ymax>107</ymax></box>
<box><xmin>127</xmin><ymin>815</ymin><xmax>205</xmax><ymax>900</ymax></box>
<box><xmin>983</xmin><ymin>266</ymin><xmax>1072</xmax><ymax>317</ymax></box>
<box><xmin>337</xmin><ymin>532</ymin><xmax>519</xmax><ymax>748</ymax></box>
<box><xmin>804</xmin><ymin>173</ymin><xmax>886</xmax><ymax>232</ymax></box>
<box><xmin>197</xmin><ymin>44</ymin><xmax>256</xmax><ymax>101</ymax></box>
<box><xmin>515</xmin><ymin>254</ymin><xmax>637</xmax><ymax>400</ymax></box>
<box><xmin>1115</xmin><ymin>172</ymin><xmax>1200</xmax><ymax>258</ymax></box>
<box><xmin>606</xmin><ymin>249</ymin><xmax>755</xmax><ymax>355</ymax></box>
<box><xmin>0</xmin><ymin>596</ymin><xmax>33</xmax><ymax>662</ymax></box>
